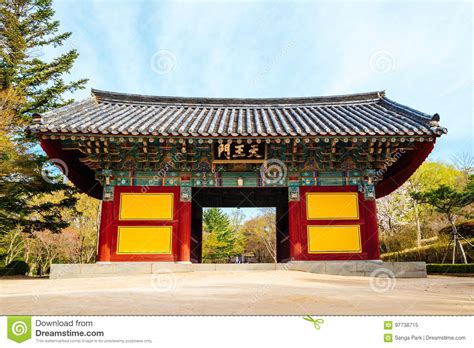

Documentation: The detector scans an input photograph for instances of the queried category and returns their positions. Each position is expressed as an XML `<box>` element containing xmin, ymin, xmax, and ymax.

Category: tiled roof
<box><xmin>32</xmin><ymin>89</ymin><xmax>447</xmax><ymax>137</ymax></box>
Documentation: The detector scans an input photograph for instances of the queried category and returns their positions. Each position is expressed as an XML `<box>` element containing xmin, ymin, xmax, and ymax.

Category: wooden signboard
<box><xmin>212</xmin><ymin>142</ymin><xmax>266</xmax><ymax>163</ymax></box>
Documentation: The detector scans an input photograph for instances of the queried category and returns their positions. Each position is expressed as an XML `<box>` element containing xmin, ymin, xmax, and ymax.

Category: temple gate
<box><xmin>31</xmin><ymin>90</ymin><xmax>446</xmax><ymax>263</ymax></box>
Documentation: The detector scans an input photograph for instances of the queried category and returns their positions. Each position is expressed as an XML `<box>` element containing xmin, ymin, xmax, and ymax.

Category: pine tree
<box><xmin>202</xmin><ymin>208</ymin><xmax>237</xmax><ymax>263</ymax></box>
<box><xmin>0</xmin><ymin>0</ymin><xmax>87</xmax><ymax>237</ymax></box>
<box><xmin>1</xmin><ymin>0</ymin><xmax>87</xmax><ymax>125</ymax></box>
<box><xmin>411</xmin><ymin>176</ymin><xmax>474</xmax><ymax>264</ymax></box>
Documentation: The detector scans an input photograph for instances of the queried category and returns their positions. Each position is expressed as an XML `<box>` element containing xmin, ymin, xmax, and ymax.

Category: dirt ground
<box><xmin>0</xmin><ymin>271</ymin><xmax>472</xmax><ymax>315</ymax></box>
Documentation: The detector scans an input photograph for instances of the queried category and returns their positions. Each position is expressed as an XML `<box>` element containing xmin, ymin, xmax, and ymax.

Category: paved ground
<box><xmin>0</xmin><ymin>271</ymin><xmax>472</xmax><ymax>315</ymax></box>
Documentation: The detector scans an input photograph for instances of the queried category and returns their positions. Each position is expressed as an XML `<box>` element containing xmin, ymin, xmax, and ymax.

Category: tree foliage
<box><xmin>0</xmin><ymin>193</ymin><xmax>99</xmax><ymax>274</ymax></box>
<box><xmin>0</xmin><ymin>0</ymin><xmax>87</xmax><ymax>238</ymax></box>
<box><xmin>1</xmin><ymin>0</ymin><xmax>88</xmax><ymax>126</ymax></box>
<box><xmin>380</xmin><ymin>162</ymin><xmax>473</xmax><ymax>263</ymax></box>
<box><xmin>411</xmin><ymin>176</ymin><xmax>473</xmax><ymax>224</ymax></box>
<box><xmin>201</xmin><ymin>208</ymin><xmax>278</xmax><ymax>264</ymax></box>
<box><xmin>241</xmin><ymin>209</ymin><xmax>276</xmax><ymax>263</ymax></box>
<box><xmin>378</xmin><ymin>161</ymin><xmax>469</xmax><ymax>252</ymax></box>
<box><xmin>202</xmin><ymin>208</ymin><xmax>241</xmax><ymax>263</ymax></box>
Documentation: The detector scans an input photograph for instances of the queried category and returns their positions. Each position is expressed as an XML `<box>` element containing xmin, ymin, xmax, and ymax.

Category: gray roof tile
<box><xmin>32</xmin><ymin>89</ymin><xmax>447</xmax><ymax>137</ymax></box>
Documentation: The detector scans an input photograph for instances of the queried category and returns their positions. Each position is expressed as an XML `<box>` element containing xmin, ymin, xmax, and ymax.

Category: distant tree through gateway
<box><xmin>202</xmin><ymin>208</ymin><xmax>277</xmax><ymax>263</ymax></box>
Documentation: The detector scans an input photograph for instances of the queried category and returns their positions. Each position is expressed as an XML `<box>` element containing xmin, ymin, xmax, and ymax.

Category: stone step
<box><xmin>49</xmin><ymin>261</ymin><xmax>427</xmax><ymax>279</ymax></box>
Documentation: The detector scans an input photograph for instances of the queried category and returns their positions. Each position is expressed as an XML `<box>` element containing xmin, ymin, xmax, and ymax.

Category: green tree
<box><xmin>227</xmin><ymin>209</ymin><xmax>246</xmax><ymax>258</ymax></box>
<box><xmin>379</xmin><ymin>162</ymin><xmax>467</xmax><ymax>254</ymax></box>
<box><xmin>408</xmin><ymin>162</ymin><xmax>465</xmax><ymax>246</ymax></box>
<box><xmin>202</xmin><ymin>208</ymin><xmax>238</xmax><ymax>263</ymax></box>
<box><xmin>1</xmin><ymin>0</ymin><xmax>87</xmax><ymax>126</ymax></box>
<box><xmin>0</xmin><ymin>0</ymin><xmax>87</xmax><ymax>238</ymax></box>
<box><xmin>71</xmin><ymin>194</ymin><xmax>100</xmax><ymax>263</ymax></box>
<box><xmin>0</xmin><ymin>142</ymin><xmax>78</xmax><ymax>235</ymax></box>
<box><xmin>411</xmin><ymin>176</ymin><xmax>474</xmax><ymax>264</ymax></box>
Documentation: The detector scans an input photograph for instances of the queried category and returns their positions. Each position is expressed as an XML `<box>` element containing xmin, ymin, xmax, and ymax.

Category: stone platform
<box><xmin>49</xmin><ymin>260</ymin><xmax>427</xmax><ymax>279</ymax></box>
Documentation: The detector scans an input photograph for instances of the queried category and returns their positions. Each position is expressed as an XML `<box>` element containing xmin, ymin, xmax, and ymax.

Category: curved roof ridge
<box><xmin>380</xmin><ymin>96</ymin><xmax>431</xmax><ymax>120</ymax></box>
<box><xmin>91</xmin><ymin>88</ymin><xmax>385</xmax><ymax>106</ymax></box>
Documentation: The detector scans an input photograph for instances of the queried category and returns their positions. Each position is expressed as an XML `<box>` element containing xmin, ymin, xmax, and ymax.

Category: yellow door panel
<box><xmin>307</xmin><ymin>225</ymin><xmax>361</xmax><ymax>253</ymax></box>
<box><xmin>306</xmin><ymin>192</ymin><xmax>359</xmax><ymax>220</ymax></box>
<box><xmin>117</xmin><ymin>226</ymin><xmax>172</xmax><ymax>254</ymax></box>
<box><xmin>119</xmin><ymin>193</ymin><xmax>174</xmax><ymax>220</ymax></box>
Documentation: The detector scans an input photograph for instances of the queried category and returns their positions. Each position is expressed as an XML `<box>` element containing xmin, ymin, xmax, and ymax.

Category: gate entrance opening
<box><xmin>191</xmin><ymin>188</ymin><xmax>289</xmax><ymax>263</ymax></box>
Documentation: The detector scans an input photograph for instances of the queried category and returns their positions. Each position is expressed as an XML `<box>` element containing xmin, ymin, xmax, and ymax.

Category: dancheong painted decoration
<box><xmin>30</xmin><ymin>89</ymin><xmax>447</xmax><ymax>263</ymax></box>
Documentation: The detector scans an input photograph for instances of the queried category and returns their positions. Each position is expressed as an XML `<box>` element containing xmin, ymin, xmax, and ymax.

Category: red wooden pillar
<box><xmin>178</xmin><ymin>201</ymin><xmax>192</xmax><ymax>262</ymax></box>
<box><xmin>288</xmin><ymin>200</ymin><xmax>303</xmax><ymax>261</ymax></box>
<box><xmin>363</xmin><ymin>199</ymin><xmax>381</xmax><ymax>260</ymax></box>
<box><xmin>97</xmin><ymin>200</ymin><xmax>114</xmax><ymax>262</ymax></box>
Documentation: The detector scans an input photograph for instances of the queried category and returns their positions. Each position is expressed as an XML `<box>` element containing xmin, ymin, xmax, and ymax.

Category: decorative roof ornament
<box><xmin>430</xmin><ymin>113</ymin><xmax>440</xmax><ymax>127</ymax></box>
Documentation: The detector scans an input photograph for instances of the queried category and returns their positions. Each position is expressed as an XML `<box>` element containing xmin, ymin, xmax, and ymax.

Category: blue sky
<box><xmin>47</xmin><ymin>0</ymin><xmax>472</xmax><ymax>161</ymax></box>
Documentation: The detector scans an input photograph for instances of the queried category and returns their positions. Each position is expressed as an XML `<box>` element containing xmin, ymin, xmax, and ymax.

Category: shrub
<box><xmin>380</xmin><ymin>227</ymin><xmax>418</xmax><ymax>253</ymax></box>
<box><xmin>381</xmin><ymin>237</ymin><xmax>474</xmax><ymax>263</ymax></box>
<box><xmin>1</xmin><ymin>260</ymin><xmax>30</xmax><ymax>275</ymax></box>
<box><xmin>427</xmin><ymin>263</ymin><xmax>474</xmax><ymax>274</ymax></box>
<box><xmin>438</xmin><ymin>220</ymin><xmax>474</xmax><ymax>238</ymax></box>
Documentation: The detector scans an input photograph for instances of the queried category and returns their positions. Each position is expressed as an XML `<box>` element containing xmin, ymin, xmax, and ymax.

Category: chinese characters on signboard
<box><xmin>213</xmin><ymin>142</ymin><xmax>266</xmax><ymax>163</ymax></box>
